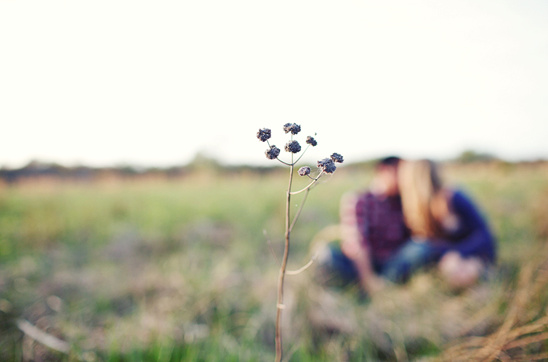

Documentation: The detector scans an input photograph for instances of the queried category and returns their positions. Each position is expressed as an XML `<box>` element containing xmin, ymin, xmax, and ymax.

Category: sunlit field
<box><xmin>1</xmin><ymin>162</ymin><xmax>547</xmax><ymax>361</ymax></box>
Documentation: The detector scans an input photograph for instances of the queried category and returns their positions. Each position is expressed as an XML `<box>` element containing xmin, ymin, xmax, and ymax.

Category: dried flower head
<box><xmin>306</xmin><ymin>136</ymin><xmax>317</xmax><ymax>147</ymax></box>
<box><xmin>298</xmin><ymin>166</ymin><xmax>311</xmax><ymax>176</ymax></box>
<box><xmin>285</xmin><ymin>140</ymin><xmax>301</xmax><ymax>153</ymax></box>
<box><xmin>257</xmin><ymin>128</ymin><xmax>272</xmax><ymax>142</ymax></box>
<box><xmin>317</xmin><ymin>158</ymin><xmax>337</xmax><ymax>173</ymax></box>
<box><xmin>265</xmin><ymin>145</ymin><xmax>281</xmax><ymax>160</ymax></box>
<box><xmin>283</xmin><ymin>123</ymin><xmax>301</xmax><ymax>135</ymax></box>
<box><xmin>330</xmin><ymin>153</ymin><xmax>344</xmax><ymax>163</ymax></box>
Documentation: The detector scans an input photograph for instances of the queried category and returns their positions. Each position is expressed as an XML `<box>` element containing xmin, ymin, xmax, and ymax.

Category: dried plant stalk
<box><xmin>256</xmin><ymin>124</ymin><xmax>343</xmax><ymax>361</ymax></box>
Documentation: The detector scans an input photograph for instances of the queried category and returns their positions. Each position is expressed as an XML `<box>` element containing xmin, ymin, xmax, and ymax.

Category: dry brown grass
<box><xmin>442</xmin><ymin>244</ymin><xmax>548</xmax><ymax>361</ymax></box>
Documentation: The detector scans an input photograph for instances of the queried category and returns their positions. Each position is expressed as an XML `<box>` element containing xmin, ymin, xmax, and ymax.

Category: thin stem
<box><xmin>17</xmin><ymin>319</ymin><xmax>70</xmax><ymax>354</ymax></box>
<box><xmin>275</xmin><ymin>154</ymin><xmax>293</xmax><ymax>362</ymax></box>
<box><xmin>286</xmin><ymin>253</ymin><xmax>318</xmax><ymax>276</ymax></box>
<box><xmin>266</xmin><ymin>140</ymin><xmax>292</xmax><ymax>166</ymax></box>
<box><xmin>276</xmin><ymin>158</ymin><xmax>292</xmax><ymax>166</ymax></box>
<box><xmin>289</xmin><ymin>170</ymin><xmax>325</xmax><ymax>195</ymax></box>
<box><xmin>293</xmin><ymin>144</ymin><xmax>310</xmax><ymax>165</ymax></box>
<box><xmin>289</xmin><ymin>187</ymin><xmax>310</xmax><ymax>233</ymax></box>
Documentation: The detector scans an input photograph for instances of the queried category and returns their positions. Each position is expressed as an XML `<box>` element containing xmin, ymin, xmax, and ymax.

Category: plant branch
<box><xmin>17</xmin><ymin>319</ymin><xmax>70</xmax><ymax>354</ymax></box>
<box><xmin>286</xmin><ymin>253</ymin><xmax>318</xmax><ymax>275</ymax></box>
<box><xmin>276</xmin><ymin>158</ymin><xmax>292</xmax><ymax>166</ymax></box>
<box><xmin>289</xmin><ymin>171</ymin><xmax>325</xmax><ymax>195</ymax></box>
<box><xmin>275</xmin><ymin>154</ymin><xmax>294</xmax><ymax>362</ymax></box>
<box><xmin>289</xmin><ymin>188</ymin><xmax>310</xmax><ymax>233</ymax></box>
<box><xmin>293</xmin><ymin>144</ymin><xmax>310</xmax><ymax>165</ymax></box>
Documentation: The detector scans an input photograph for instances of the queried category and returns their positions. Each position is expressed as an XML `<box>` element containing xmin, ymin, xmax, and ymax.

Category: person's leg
<box><xmin>438</xmin><ymin>251</ymin><xmax>484</xmax><ymax>289</ymax></box>
<box><xmin>315</xmin><ymin>241</ymin><xmax>360</xmax><ymax>287</ymax></box>
<box><xmin>380</xmin><ymin>240</ymin><xmax>439</xmax><ymax>283</ymax></box>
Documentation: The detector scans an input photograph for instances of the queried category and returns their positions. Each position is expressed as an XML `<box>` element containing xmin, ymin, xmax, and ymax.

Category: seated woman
<box><xmin>397</xmin><ymin>159</ymin><xmax>497</xmax><ymax>289</ymax></box>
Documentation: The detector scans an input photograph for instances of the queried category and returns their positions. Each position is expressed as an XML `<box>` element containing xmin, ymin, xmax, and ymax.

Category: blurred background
<box><xmin>1</xmin><ymin>0</ymin><xmax>548</xmax><ymax>167</ymax></box>
<box><xmin>1</xmin><ymin>0</ymin><xmax>547</xmax><ymax>360</ymax></box>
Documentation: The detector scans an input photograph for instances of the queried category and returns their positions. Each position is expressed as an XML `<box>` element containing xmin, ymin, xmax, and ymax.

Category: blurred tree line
<box><xmin>0</xmin><ymin>150</ymin><xmax>545</xmax><ymax>184</ymax></box>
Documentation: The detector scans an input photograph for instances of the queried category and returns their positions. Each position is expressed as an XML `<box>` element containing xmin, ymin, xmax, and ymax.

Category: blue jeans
<box><xmin>319</xmin><ymin>240</ymin><xmax>439</xmax><ymax>285</ymax></box>
<box><xmin>381</xmin><ymin>240</ymin><xmax>439</xmax><ymax>283</ymax></box>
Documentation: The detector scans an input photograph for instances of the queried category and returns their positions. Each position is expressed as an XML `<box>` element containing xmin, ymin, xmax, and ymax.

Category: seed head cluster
<box><xmin>283</xmin><ymin>123</ymin><xmax>301</xmax><ymax>135</ymax></box>
<box><xmin>317</xmin><ymin>158</ymin><xmax>337</xmax><ymax>173</ymax></box>
<box><xmin>306</xmin><ymin>136</ymin><xmax>317</xmax><ymax>147</ymax></box>
<box><xmin>257</xmin><ymin>128</ymin><xmax>271</xmax><ymax>142</ymax></box>
<box><xmin>330</xmin><ymin>153</ymin><xmax>344</xmax><ymax>163</ymax></box>
<box><xmin>285</xmin><ymin>140</ymin><xmax>301</xmax><ymax>153</ymax></box>
<box><xmin>266</xmin><ymin>145</ymin><xmax>281</xmax><ymax>160</ymax></box>
<box><xmin>298</xmin><ymin>166</ymin><xmax>311</xmax><ymax>176</ymax></box>
<box><xmin>257</xmin><ymin>124</ymin><xmax>343</xmax><ymax>170</ymax></box>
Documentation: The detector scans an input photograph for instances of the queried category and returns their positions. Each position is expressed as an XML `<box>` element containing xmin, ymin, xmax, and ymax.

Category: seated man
<box><xmin>317</xmin><ymin>156</ymin><xmax>438</xmax><ymax>293</ymax></box>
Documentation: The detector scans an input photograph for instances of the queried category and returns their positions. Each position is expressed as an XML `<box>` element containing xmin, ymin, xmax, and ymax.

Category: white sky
<box><xmin>1</xmin><ymin>0</ymin><xmax>547</xmax><ymax>168</ymax></box>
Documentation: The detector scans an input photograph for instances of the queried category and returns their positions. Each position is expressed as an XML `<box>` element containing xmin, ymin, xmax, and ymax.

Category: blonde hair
<box><xmin>398</xmin><ymin>159</ymin><xmax>447</xmax><ymax>238</ymax></box>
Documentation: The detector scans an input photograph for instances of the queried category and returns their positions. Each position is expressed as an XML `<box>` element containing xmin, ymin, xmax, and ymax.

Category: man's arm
<box><xmin>339</xmin><ymin>192</ymin><xmax>385</xmax><ymax>293</ymax></box>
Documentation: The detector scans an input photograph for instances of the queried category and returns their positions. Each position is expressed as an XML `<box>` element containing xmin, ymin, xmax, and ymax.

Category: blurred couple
<box><xmin>317</xmin><ymin>157</ymin><xmax>496</xmax><ymax>293</ymax></box>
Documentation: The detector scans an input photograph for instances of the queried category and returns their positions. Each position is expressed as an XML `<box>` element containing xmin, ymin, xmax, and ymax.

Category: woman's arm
<box><xmin>445</xmin><ymin>190</ymin><xmax>496</xmax><ymax>263</ymax></box>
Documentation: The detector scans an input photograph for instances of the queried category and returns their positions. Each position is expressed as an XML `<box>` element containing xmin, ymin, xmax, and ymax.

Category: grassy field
<box><xmin>1</xmin><ymin>162</ymin><xmax>547</xmax><ymax>361</ymax></box>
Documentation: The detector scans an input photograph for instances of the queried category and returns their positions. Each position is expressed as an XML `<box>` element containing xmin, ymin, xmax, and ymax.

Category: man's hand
<box><xmin>341</xmin><ymin>237</ymin><xmax>361</xmax><ymax>260</ymax></box>
<box><xmin>362</xmin><ymin>273</ymin><xmax>385</xmax><ymax>295</ymax></box>
<box><xmin>339</xmin><ymin>192</ymin><xmax>362</xmax><ymax>259</ymax></box>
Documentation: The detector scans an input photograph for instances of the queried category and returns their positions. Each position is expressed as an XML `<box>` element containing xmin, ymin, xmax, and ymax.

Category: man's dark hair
<box><xmin>376</xmin><ymin>156</ymin><xmax>401</xmax><ymax>168</ymax></box>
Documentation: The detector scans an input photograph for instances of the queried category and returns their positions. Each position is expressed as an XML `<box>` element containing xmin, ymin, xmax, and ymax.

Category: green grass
<box><xmin>0</xmin><ymin>163</ymin><xmax>547</xmax><ymax>361</ymax></box>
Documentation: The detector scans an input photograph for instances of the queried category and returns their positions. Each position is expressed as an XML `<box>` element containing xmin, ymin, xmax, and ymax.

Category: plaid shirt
<box><xmin>354</xmin><ymin>192</ymin><xmax>410</xmax><ymax>263</ymax></box>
